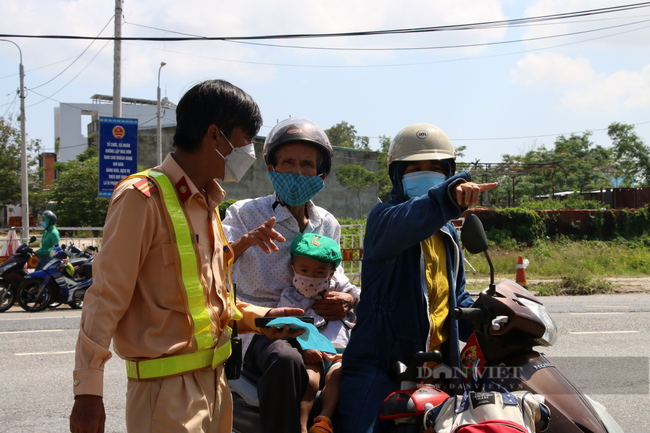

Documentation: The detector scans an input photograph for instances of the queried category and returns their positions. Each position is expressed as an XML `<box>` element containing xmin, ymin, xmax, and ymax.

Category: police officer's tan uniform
<box><xmin>73</xmin><ymin>154</ymin><xmax>268</xmax><ymax>432</ymax></box>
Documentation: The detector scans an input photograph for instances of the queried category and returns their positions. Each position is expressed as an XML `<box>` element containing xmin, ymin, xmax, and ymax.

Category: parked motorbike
<box><xmin>17</xmin><ymin>246</ymin><xmax>94</xmax><ymax>312</ymax></box>
<box><xmin>0</xmin><ymin>243</ymin><xmax>34</xmax><ymax>312</ymax></box>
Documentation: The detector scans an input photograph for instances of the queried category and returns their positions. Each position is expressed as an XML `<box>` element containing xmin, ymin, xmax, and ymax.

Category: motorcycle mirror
<box><xmin>461</xmin><ymin>214</ymin><xmax>489</xmax><ymax>254</ymax></box>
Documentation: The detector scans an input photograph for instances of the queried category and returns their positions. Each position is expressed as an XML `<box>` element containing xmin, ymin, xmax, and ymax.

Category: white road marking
<box><xmin>0</xmin><ymin>315</ymin><xmax>82</xmax><ymax>321</ymax></box>
<box><xmin>568</xmin><ymin>330</ymin><xmax>639</xmax><ymax>335</ymax></box>
<box><xmin>569</xmin><ymin>312</ymin><xmax>623</xmax><ymax>315</ymax></box>
<box><xmin>583</xmin><ymin>305</ymin><xmax>630</xmax><ymax>308</ymax></box>
<box><xmin>15</xmin><ymin>350</ymin><xmax>75</xmax><ymax>356</ymax></box>
<box><xmin>0</xmin><ymin>329</ymin><xmax>66</xmax><ymax>334</ymax></box>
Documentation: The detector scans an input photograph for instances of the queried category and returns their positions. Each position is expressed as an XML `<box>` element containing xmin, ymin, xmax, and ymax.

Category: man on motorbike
<box><xmin>222</xmin><ymin>117</ymin><xmax>358</xmax><ymax>433</ymax></box>
<box><xmin>70</xmin><ymin>79</ymin><xmax>304</xmax><ymax>433</ymax></box>
<box><xmin>34</xmin><ymin>210</ymin><xmax>60</xmax><ymax>271</ymax></box>
<box><xmin>337</xmin><ymin>123</ymin><xmax>497</xmax><ymax>433</ymax></box>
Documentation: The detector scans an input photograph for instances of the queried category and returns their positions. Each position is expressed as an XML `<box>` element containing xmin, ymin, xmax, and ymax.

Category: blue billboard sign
<box><xmin>98</xmin><ymin>117</ymin><xmax>138</xmax><ymax>198</ymax></box>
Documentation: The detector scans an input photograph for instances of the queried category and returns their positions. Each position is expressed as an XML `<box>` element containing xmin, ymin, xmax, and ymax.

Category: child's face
<box><xmin>291</xmin><ymin>255</ymin><xmax>335</xmax><ymax>280</ymax></box>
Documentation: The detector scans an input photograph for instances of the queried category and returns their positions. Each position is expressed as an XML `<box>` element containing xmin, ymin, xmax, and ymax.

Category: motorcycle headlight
<box><xmin>517</xmin><ymin>297</ymin><xmax>558</xmax><ymax>347</ymax></box>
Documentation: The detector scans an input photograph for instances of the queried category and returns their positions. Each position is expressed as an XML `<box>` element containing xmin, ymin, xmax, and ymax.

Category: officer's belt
<box><xmin>125</xmin><ymin>338</ymin><xmax>232</xmax><ymax>381</ymax></box>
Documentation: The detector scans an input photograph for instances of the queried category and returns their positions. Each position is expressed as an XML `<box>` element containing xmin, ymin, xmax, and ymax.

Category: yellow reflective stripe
<box><xmin>126</xmin><ymin>339</ymin><xmax>232</xmax><ymax>380</ymax></box>
<box><xmin>215</xmin><ymin>212</ymin><xmax>243</xmax><ymax>321</ymax></box>
<box><xmin>144</xmin><ymin>170</ymin><xmax>213</xmax><ymax>351</ymax></box>
<box><xmin>212</xmin><ymin>326</ymin><xmax>233</xmax><ymax>369</ymax></box>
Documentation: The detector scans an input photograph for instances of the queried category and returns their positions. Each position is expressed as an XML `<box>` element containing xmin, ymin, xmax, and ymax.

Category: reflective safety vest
<box><xmin>118</xmin><ymin>170</ymin><xmax>242</xmax><ymax>380</ymax></box>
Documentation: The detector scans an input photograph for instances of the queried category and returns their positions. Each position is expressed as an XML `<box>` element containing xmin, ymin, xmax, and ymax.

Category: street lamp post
<box><xmin>156</xmin><ymin>61</ymin><xmax>166</xmax><ymax>166</ymax></box>
<box><xmin>0</xmin><ymin>39</ymin><xmax>29</xmax><ymax>242</ymax></box>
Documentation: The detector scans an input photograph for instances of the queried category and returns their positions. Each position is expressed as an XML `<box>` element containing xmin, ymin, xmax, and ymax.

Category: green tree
<box><xmin>607</xmin><ymin>122</ymin><xmax>650</xmax><ymax>187</ymax></box>
<box><xmin>27</xmin><ymin>138</ymin><xmax>51</xmax><ymax>220</ymax></box>
<box><xmin>326</xmin><ymin>121</ymin><xmax>357</xmax><ymax>148</ymax></box>
<box><xmin>0</xmin><ymin>119</ymin><xmax>23</xmax><ymax>206</ymax></box>
<box><xmin>377</xmin><ymin>134</ymin><xmax>392</xmax><ymax>202</ymax></box>
<box><xmin>333</xmin><ymin>162</ymin><xmax>376</xmax><ymax>219</ymax></box>
<box><xmin>325</xmin><ymin>121</ymin><xmax>370</xmax><ymax>150</ymax></box>
<box><xmin>48</xmin><ymin>146</ymin><xmax>109</xmax><ymax>229</ymax></box>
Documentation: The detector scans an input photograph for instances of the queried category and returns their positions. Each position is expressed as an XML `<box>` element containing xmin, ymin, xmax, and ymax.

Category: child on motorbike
<box><xmin>276</xmin><ymin>233</ymin><xmax>360</xmax><ymax>433</ymax></box>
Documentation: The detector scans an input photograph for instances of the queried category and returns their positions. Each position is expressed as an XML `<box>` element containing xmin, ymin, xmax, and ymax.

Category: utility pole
<box><xmin>156</xmin><ymin>62</ymin><xmax>166</xmax><ymax>165</ymax></box>
<box><xmin>0</xmin><ymin>39</ymin><xmax>29</xmax><ymax>242</ymax></box>
<box><xmin>113</xmin><ymin>0</ymin><xmax>123</xmax><ymax>118</ymax></box>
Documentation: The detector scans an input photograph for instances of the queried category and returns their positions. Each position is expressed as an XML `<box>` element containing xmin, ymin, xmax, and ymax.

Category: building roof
<box><xmin>90</xmin><ymin>94</ymin><xmax>176</xmax><ymax>107</ymax></box>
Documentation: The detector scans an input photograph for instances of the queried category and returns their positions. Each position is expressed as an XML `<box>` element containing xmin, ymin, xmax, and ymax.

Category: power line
<box><xmin>26</xmin><ymin>40</ymin><xmax>111</xmax><ymax>107</ymax></box>
<box><xmin>126</xmin><ymin>18</ymin><xmax>648</xmax><ymax>52</ymax></box>
<box><xmin>0</xmin><ymin>55</ymin><xmax>83</xmax><ymax>80</ymax></box>
<box><xmin>123</xmin><ymin>21</ymin><xmax>650</xmax><ymax>69</ymax></box>
<box><xmin>29</xmin><ymin>16</ymin><xmax>114</xmax><ymax>90</ymax></box>
<box><xmin>452</xmin><ymin>121</ymin><xmax>650</xmax><ymax>142</ymax></box>
<box><xmin>1</xmin><ymin>2</ymin><xmax>649</xmax><ymax>42</ymax></box>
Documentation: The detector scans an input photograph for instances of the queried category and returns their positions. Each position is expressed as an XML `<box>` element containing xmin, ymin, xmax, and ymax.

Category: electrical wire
<box><xmin>451</xmin><ymin>121</ymin><xmax>650</xmax><ymax>141</ymax></box>
<box><xmin>123</xmin><ymin>21</ymin><xmax>650</xmax><ymax>69</ymax></box>
<box><xmin>27</xmin><ymin>40</ymin><xmax>111</xmax><ymax>107</ymax></box>
<box><xmin>125</xmin><ymin>17</ymin><xmax>650</xmax><ymax>52</ymax></box>
<box><xmin>1</xmin><ymin>91</ymin><xmax>18</xmax><ymax>118</ymax></box>
<box><xmin>29</xmin><ymin>16</ymin><xmax>114</xmax><ymax>90</ymax></box>
<box><xmin>0</xmin><ymin>55</ymin><xmax>84</xmax><ymax>80</ymax></box>
<box><xmin>1</xmin><ymin>2</ymin><xmax>648</xmax><ymax>42</ymax></box>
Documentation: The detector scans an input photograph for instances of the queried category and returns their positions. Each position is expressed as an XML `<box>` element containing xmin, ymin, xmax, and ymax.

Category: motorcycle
<box><xmin>0</xmin><ymin>243</ymin><xmax>34</xmax><ymax>312</ymax></box>
<box><xmin>46</xmin><ymin>244</ymin><xmax>96</xmax><ymax>309</ymax></box>
<box><xmin>378</xmin><ymin>214</ymin><xmax>624</xmax><ymax>432</ymax></box>
<box><xmin>17</xmin><ymin>246</ymin><xmax>94</xmax><ymax>312</ymax></box>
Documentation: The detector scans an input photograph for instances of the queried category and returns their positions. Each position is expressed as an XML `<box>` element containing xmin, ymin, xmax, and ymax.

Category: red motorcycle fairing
<box><xmin>379</xmin><ymin>384</ymin><xmax>449</xmax><ymax>421</ymax></box>
<box><xmin>485</xmin><ymin>350</ymin><xmax>609</xmax><ymax>433</ymax></box>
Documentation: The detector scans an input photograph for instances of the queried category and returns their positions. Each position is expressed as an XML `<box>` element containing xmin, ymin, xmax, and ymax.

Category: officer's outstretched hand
<box><xmin>70</xmin><ymin>395</ymin><xmax>105</xmax><ymax>433</ymax></box>
<box><xmin>260</xmin><ymin>307</ymin><xmax>305</xmax><ymax>339</ymax></box>
<box><xmin>453</xmin><ymin>182</ymin><xmax>498</xmax><ymax>207</ymax></box>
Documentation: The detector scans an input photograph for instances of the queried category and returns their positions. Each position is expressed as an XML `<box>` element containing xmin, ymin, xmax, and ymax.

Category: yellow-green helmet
<box><xmin>387</xmin><ymin>123</ymin><xmax>456</xmax><ymax>168</ymax></box>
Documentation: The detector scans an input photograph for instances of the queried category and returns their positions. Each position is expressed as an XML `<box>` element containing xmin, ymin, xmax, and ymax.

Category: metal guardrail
<box><xmin>340</xmin><ymin>224</ymin><xmax>364</xmax><ymax>285</ymax></box>
<box><xmin>2</xmin><ymin>225</ymin><xmax>367</xmax><ymax>282</ymax></box>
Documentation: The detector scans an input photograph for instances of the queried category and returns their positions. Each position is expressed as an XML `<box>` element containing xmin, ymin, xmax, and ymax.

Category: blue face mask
<box><xmin>268</xmin><ymin>171</ymin><xmax>324</xmax><ymax>206</ymax></box>
<box><xmin>402</xmin><ymin>171</ymin><xmax>447</xmax><ymax>199</ymax></box>
<box><xmin>41</xmin><ymin>221</ymin><xmax>48</xmax><ymax>229</ymax></box>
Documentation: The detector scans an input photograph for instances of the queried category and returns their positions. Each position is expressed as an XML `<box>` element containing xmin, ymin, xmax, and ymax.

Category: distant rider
<box><xmin>34</xmin><ymin>210</ymin><xmax>60</xmax><ymax>271</ymax></box>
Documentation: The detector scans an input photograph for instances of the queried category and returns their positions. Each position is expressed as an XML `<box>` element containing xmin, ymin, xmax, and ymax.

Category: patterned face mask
<box><xmin>292</xmin><ymin>272</ymin><xmax>330</xmax><ymax>299</ymax></box>
<box><xmin>268</xmin><ymin>171</ymin><xmax>324</xmax><ymax>206</ymax></box>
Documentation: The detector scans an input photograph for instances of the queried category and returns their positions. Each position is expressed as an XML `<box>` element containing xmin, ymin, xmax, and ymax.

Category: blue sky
<box><xmin>1</xmin><ymin>0</ymin><xmax>648</xmax><ymax>165</ymax></box>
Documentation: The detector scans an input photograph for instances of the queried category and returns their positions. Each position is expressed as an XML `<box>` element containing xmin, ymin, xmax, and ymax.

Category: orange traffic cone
<box><xmin>516</xmin><ymin>256</ymin><xmax>528</xmax><ymax>289</ymax></box>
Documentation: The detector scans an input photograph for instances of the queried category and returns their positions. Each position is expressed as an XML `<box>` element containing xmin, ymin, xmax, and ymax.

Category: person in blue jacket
<box><xmin>338</xmin><ymin>123</ymin><xmax>497</xmax><ymax>433</ymax></box>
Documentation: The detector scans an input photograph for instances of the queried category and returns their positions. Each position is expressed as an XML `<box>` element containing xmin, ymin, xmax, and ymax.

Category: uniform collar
<box><xmin>159</xmin><ymin>153</ymin><xmax>226</xmax><ymax>206</ymax></box>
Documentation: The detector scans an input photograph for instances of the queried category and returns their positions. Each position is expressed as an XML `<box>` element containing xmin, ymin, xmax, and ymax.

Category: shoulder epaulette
<box><xmin>132</xmin><ymin>178</ymin><xmax>158</xmax><ymax>198</ymax></box>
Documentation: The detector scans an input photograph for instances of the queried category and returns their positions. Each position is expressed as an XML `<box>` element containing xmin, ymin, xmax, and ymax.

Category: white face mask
<box><xmin>292</xmin><ymin>273</ymin><xmax>330</xmax><ymax>299</ymax></box>
<box><xmin>215</xmin><ymin>130</ymin><xmax>256</xmax><ymax>182</ymax></box>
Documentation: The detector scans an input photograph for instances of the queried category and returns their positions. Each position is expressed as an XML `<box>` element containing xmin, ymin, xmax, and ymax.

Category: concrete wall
<box><xmin>137</xmin><ymin>125</ymin><xmax>176</xmax><ymax>168</ymax></box>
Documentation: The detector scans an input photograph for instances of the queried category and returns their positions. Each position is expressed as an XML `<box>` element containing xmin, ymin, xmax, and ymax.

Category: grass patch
<box><xmin>463</xmin><ymin>238</ymin><xmax>650</xmax><ymax>278</ymax></box>
<box><xmin>534</xmin><ymin>275</ymin><xmax>613</xmax><ymax>296</ymax></box>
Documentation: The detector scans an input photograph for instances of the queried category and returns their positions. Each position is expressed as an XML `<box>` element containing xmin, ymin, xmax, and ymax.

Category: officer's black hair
<box><xmin>173</xmin><ymin>79</ymin><xmax>263</xmax><ymax>152</ymax></box>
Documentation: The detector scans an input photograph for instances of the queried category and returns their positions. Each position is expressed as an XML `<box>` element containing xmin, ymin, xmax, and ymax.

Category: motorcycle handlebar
<box><xmin>451</xmin><ymin>307</ymin><xmax>490</xmax><ymax>322</ymax></box>
<box><xmin>412</xmin><ymin>350</ymin><xmax>442</xmax><ymax>365</ymax></box>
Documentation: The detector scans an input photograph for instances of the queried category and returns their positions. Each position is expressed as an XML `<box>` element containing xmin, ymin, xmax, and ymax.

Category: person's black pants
<box><xmin>245</xmin><ymin>334</ymin><xmax>309</xmax><ymax>433</ymax></box>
